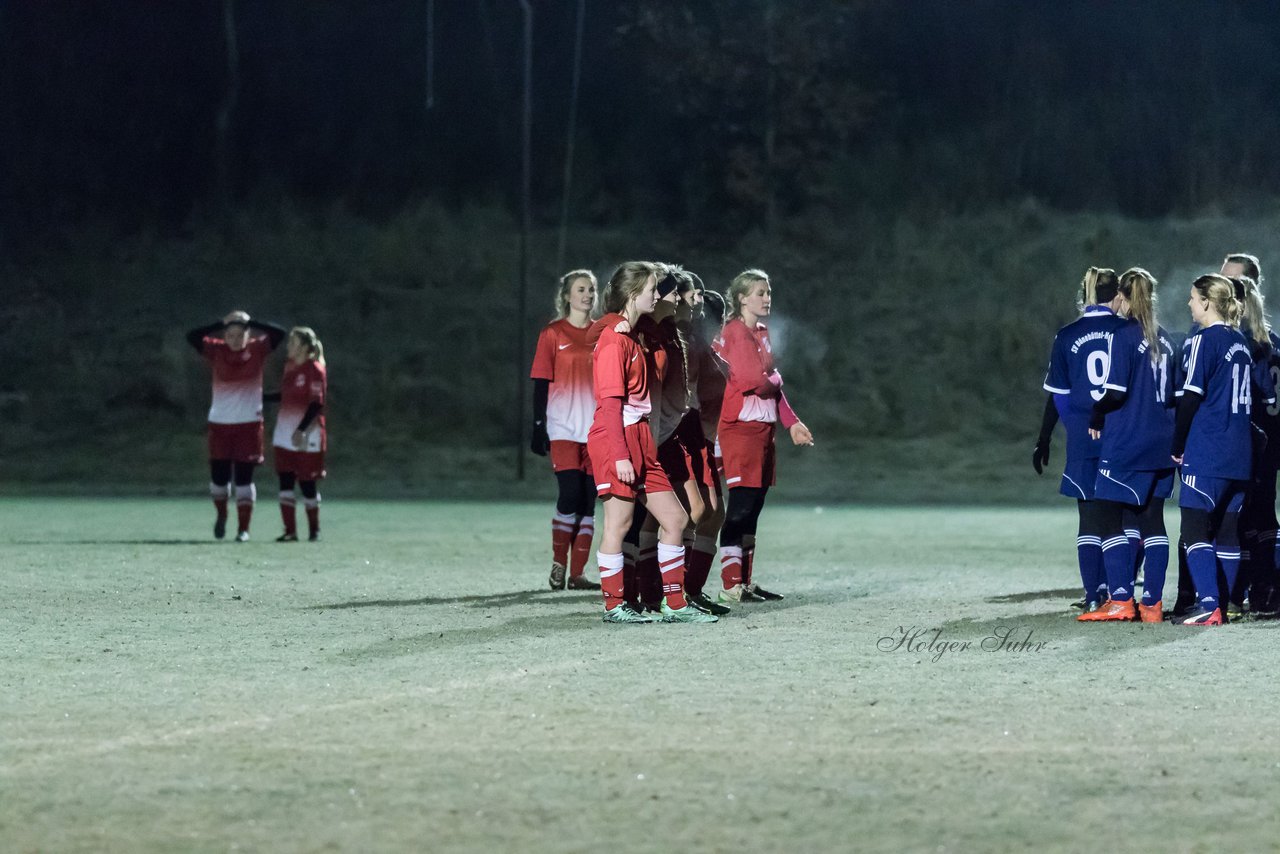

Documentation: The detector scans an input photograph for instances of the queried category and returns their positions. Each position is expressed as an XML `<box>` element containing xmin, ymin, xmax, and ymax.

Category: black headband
<box><xmin>656</xmin><ymin>272</ymin><xmax>679</xmax><ymax>298</ymax></box>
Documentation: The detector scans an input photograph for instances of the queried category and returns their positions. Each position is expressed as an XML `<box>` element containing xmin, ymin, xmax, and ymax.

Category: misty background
<box><xmin>2</xmin><ymin>0</ymin><xmax>1277</xmax><ymax>500</ymax></box>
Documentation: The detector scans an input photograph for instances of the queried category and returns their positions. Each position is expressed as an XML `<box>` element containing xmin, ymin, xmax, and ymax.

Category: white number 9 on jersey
<box><xmin>1087</xmin><ymin>350</ymin><xmax>1109</xmax><ymax>401</ymax></box>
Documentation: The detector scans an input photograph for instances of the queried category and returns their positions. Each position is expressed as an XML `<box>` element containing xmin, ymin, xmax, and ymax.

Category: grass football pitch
<box><xmin>4</xmin><ymin>496</ymin><xmax>1280</xmax><ymax>853</ymax></box>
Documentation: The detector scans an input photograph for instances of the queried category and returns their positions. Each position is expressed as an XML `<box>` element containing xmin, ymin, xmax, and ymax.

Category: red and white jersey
<box><xmin>273</xmin><ymin>359</ymin><xmax>327</xmax><ymax>452</ymax></box>
<box><xmin>202</xmin><ymin>335</ymin><xmax>272</xmax><ymax>424</ymax></box>
<box><xmin>653</xmin><ymin>317</ymin><xmax>691</xmax><ymax>445</ymax></box>
<box><xmin>530</xmin><ymin>318</ymin><xmax>595</xmax><ymax>443</ymax></box>
<box><xmin>590</xmin><ymin>313</ymin><xmax>651</xmax><ymax>426</ymax></box>
<box><xmin>714</xmin><ymin>318</ymin><xmax>780</xmax><ymax>424</ymax></box>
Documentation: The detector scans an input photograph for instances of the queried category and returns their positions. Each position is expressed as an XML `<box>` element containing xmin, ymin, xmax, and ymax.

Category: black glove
<box><xmin>530</xmin><ymin>420</ymin><xmax>550</xmax><ymax>456</ymax></box>
<box><xmin>1032</xmin><ymin>438</ymin><xmax>1050</xmax><ymax>475</ymax></box>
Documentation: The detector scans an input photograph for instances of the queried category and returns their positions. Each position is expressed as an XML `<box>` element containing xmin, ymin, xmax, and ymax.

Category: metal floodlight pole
<box><xmin>515</xmin><ymin>0</ymin><xmax>533</xmax><ymax>480</ymax></box>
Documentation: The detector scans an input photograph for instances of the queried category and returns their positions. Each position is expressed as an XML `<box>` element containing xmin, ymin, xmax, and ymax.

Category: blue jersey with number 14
<box><xmin>1043</xmin><ymin>307</ymin><xmax>1127</xmax><ymax>462</ymax></box>
<box><xmin>1181</xmin><ymin>323</ymin><xmax>1254</xmax><ymax>480</ymax></box>
<box><xmin>1098</xmin><ymin>322</ymin><xmax>1177</xmax><ymax>471</ymax></box>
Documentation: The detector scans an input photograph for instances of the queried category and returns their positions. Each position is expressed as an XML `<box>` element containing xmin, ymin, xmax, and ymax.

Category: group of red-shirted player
<box><xmin>531</xmin><ymin>262</ymin><xmax>814</xmax><ymax>623</ymax></box>
<box><xmin>187</xmin><ymin>312</ymin><xmax>328</xmax><ymax>543</ymax></box>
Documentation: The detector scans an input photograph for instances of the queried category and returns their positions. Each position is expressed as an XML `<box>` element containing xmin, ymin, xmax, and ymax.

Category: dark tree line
<box><xmin>2</xmin><ymin>0</ymin><xmax>1279</xmax><ymax>255</ymax></box>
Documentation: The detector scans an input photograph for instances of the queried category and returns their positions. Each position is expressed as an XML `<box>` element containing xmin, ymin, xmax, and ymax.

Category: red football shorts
<box><xmin>274</xmin><ymin>446</ymin><xmax>327</xmax><ymax>481</ymax></box>
<box><xmin>549</xmin><ymin>440</ymin><xmax>592</xmax><ymax>475</ymax></box>
<box><xmin>208</xmin><ymin>422</ymin><xmax>264</xmax><ymax>464</ymax></box>
<box><xmin>717</xmin><ymin>420</ymin><xmax>776</xmax><ymax>489</ymax></box>
<box><xmin>658</xmin><ymin>413</ymin><xmax>716</xmax><ymax>489</ymax></box>
<box><xmin>588</xmin><ymin>420</ymin><xmax>673</xmax><ymax>500</ymax></box>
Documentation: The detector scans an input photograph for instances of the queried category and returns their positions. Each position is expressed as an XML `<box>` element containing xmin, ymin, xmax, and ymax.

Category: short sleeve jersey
<box><xmin>592</xmin><ymin>324</ymin><xmax>650</xmax><ymax>427</ymax></box>
<box><xmin>530</xmin><ymin>319</ymin><xmax>595</xmax><ymax>443</ymax></box>
<box><xmin>1181</xmin><ymin>323</ymin><xmax>1255</xmax><ymax>480</ymax></box>
<box><xmin>202</xmin><ymin>335</ymin><xmax>272</xmax><ymax>424</ymax></box>
<box><xmin>273</xmin><ymin>360</ymin><xmax>327</xmax><ymax>452</ymax></box>
<box><xmin>1098</xmin><ymin>322</ymin><xmax>1177</xmax><ymax>471</ymax></box>
<box><xmin>714</xmin><ymin>318</ymin><xmax>779</xmax><ymax>425</ymax></box>
<box><xmin>1042</xmin><ymin>307</ymin><xmax>1127</xmax><ymax>462</ymax></box>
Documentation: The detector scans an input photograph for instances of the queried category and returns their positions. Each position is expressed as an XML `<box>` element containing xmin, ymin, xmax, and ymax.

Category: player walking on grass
<box><xmin>530</xmin><ymin>270</ymin><xmax>601</xmax><ymax>591</ymax></box>
<box><xmin>587</xmin><ymin>261</ymin><xmax>716</xmax><ymax>624</ymax></box>
<box><xmin>271</xmin><ymin>327</ymin><xmax>327</xmax><ymax>542</ymax></box>
<box><xmin>1170</xmin><ymin>274</ymin><xmax>1268</xmax><ymax>625</ymax></box>
<box><xmin>186</xmin><ymin>310</ymin><xmax>286</xmax><ymax>541</ymax></box>
<box><xmin>1034</xmin><ymin>268</ymin><xmax>1128</xmax><ymax>610</ymax></box>
<box><xmin>1078</xmin><ymin>269</ymin><xmax>1178</xmax><ymax>623</ymax></box>
<box><xmin>713</xmin><ymin>269</ymin><xmax>814</xmax><ymax>604</ymax></box>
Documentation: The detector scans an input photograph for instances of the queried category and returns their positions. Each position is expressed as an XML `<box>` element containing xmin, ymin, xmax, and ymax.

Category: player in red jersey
<box><xmin>186</xmin><ymin>310</ymin><xmax>286</xmax><ymax>541</ymax></box>
<box><xmin>587</xmin><ymin>261</ymin><xmax>717</xmax><ymax>623</ymax></box>
<box><xmin>271</xmin><ymin>327</ymin><xmax>327</xmax><ymax>542</ymax></box>
<box><xmin>713</xmin><ymin>269</ymin><xmax>814</xmax><ymax>603</ymax></box>
<box><xmin>680</xmin><ymin>278</ymin><xmax>731</xmax><ymax>612</ymax></box>
<box><xmin>530</xmin><ymin>269</ymin><xmax>602</xmax><ymax>590</ymax></box>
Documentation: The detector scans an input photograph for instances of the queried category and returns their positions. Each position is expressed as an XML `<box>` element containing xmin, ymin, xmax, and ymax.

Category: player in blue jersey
<box><xmin>1224</xmin><ymin>266</ymin><xmax>1279</xmax><ymax>616</ymax></box>
<box><xmin>1034</xmin><ymin>267</ymin><xmax>1129</xmax><ymax>611</ymax></box>
<box><xmin>1078</xmin><ymin>269</ymin><xmax>1178</xmax><ymax>623</ymax></box>
<box><xmin>1170</xmin><ymin>274</ymin><xmax>1267</xmax><ymax>625</ymax></box>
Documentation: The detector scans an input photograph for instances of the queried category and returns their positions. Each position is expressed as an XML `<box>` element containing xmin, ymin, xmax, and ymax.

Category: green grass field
<box><xmin>4</xmin><ymin>496</ymin><xmax>1280</xmax><ymax>853</ymax></box>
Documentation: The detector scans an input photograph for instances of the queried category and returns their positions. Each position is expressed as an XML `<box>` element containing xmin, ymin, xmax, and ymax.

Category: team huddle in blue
<box><xmin>1035</xmin><ymin>254</ymin><xmax>1280</xmax><ymax>626</ymax></box>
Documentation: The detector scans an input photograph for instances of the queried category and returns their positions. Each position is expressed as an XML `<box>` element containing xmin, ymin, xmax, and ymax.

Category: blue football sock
<box><xmin>1186</xmin><ymin>542</ymin><xmax>1219</xmax><ymax>608</ymax></box>
<box><xmin>1101</xmin><ymin>534</ymin><xmax>1134</xmax><ymax>601</ymax></box>
<box><xmin>1140</xmin><ymin>536</ymin><xmax>1169</xmax><ymax>606</ymax></box>
<box><xmin>1077</xmin><ymin>536</ymin><xmax>1105</xmax><ymax>602</ymax></box>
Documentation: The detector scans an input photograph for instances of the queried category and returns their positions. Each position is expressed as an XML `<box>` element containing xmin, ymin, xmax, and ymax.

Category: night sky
<box><xmin>3</xmin><ymin>0</ymin><xmax>1279</xmax><ymax>250</ymax></box>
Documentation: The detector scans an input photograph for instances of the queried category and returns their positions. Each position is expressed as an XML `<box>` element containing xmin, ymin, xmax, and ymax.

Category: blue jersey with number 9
<box><xmin>1043</xmin><ymin>307</ymin><xmax>1127</xmax><ymax>462</ymax></box>
<box><xmin>1181</xmin><ymin>323</ymin><xmax>1254</xmax><ymax>480</ymax></box>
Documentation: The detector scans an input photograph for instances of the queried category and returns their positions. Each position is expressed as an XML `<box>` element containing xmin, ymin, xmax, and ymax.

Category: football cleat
<box><xmin>602</xmin><ymin>604</ymin><xmax>657</xmax><ymax>624</ymax></box>
<box><xmin>234</xmin><ymin>530</ymin><xmax>250</xmax><ymax>543</ymax></box>
<box><xmin>566</xmin><ymin>575</ymin><xmax>601</xmax><ymax>590</ymax></box>
<box><xmin>660</xmin><ymin>602</ymin><xmax>719</xmax><ymax>623</ymax></box>
<box><xmin>718</xmin><ymin>583</ymin><xmax>766</xmax><ymax>604</ymax></box>
<box><xmin>1138</xmin><ymin>601</ymin><xmax>1164</xmax><ymax>623</ymax></box>
<box><xmin>214</xmin><ymin>516</ymin><xmax>227</xmax><ymax>540</ymax></box>
<box><xmin>276</xmin><ymin>532</ymin><xmax>298</xmax><ymax>542</ymax></box>
<box><xmin>687</xmin><ymin>590</ymin><xmax>731</xmax><ymax>616</ymax></box>
<box><xmin>1076</xmin><ymin>599</ymin><xmax>1137</xmax><ymax>622</ymax></box>
<box><xmin>1175</xmin><ymin>606</ymin><xmax>1224</xmax><ymax>626</ymax></box>
<box><xmin>1226</xmin><ymin>601</ymin><xmax>1247</xmax><ymax>623</ymax></box>
<box><xmin>308</xmin><ymin>530</ymin><xmax>321</xmax><ymax>542</ymax></box>
<box><xmin>548</xmin><ymin>562</ymin><xmax>567</xmax><ymax>591</ymax></box>
<box><xmin>747</xmin><ymin>583</ymin><xmax>784</xmax><ymax>601</ymax></box>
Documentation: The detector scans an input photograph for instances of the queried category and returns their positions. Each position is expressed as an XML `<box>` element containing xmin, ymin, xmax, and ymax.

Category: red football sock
<box><xmin>235</xmin><ymin>484</ymin><xmax>256</xmax><ymax>533</ymax></box>
<box><xmin>278</xmin><ymin>490</ymin><xmax>297</xmax><ymax>535</ymax></box>
<box><xmin>551</xmin><ymin>511</ymin><xmax>575</xmax><ymax>566</ymax></box>
<box><xmin>304</xmin><ymin>497</ymin><xmax>320</xmax><ymax>537</ymax></box>
<box><xmin>598</xmin><ymin>552</ymin><xmax>625</xmax><ymax>610</ymax></box>
<box><xmin>720</xmin><ymin>545</ymin><xmax>743</xmax><ymax>589</ymax></box>
<box><xmin>211</xmin><ymin>483</ymin><xmax>229</xmax><ymax>523</ymax></box>
<box><xmin>570</xmin><ymin>515</ymin><xmax>594</xmax><ymax>578</ymax></box>
<box><xmin>658</xmin><ymin>543</ymin><xmax>688</xmax><ymax>610</ymax></box>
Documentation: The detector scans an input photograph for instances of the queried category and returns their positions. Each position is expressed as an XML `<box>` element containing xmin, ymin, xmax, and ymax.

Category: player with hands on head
<box><xmin>186</xmin><ymin>309</ymin><xmax>286</xmax><ymax>542</ymax></box>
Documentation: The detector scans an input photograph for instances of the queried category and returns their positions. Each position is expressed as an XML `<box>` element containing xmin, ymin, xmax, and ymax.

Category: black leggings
<box><xmin>721</xmin><ymin>486</ymin><xmax>768</xmax><ymax>548</ymax></box>
<box><xmin>555</xmin><ymin>470</ymin><xmax>595</xmax><ymax>517</ymax></box>
<box><xmin>278</xmin><ymin>472</ymin><xmax>318</xmax><ymax>498</ymax></box>
<box><xmin>211</xmin><ymin>460</ymin><xmax>256</xmax><ymax>487</ymax></box>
